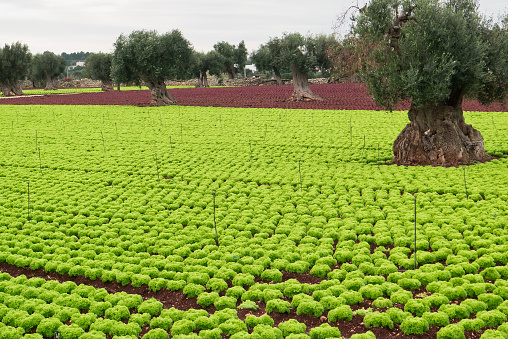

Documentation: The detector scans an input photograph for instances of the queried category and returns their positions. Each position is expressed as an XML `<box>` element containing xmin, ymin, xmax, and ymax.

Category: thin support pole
<box><xmin>463</xmin><ymin>166</ymin><xmax>468</xmax><ymax>200</ymax></box>
<box><xmin>27</xmin><ymin>181</ymin><xmax>30</xmax><ymax>220</ymax></box>
<box><xmin>213</xmin><ymin>190</ymin><xmax>218</xmax><ymax>246</ymax></box>
<box><xmin>299</xmin><ymin>159</ymin><xmax>302</xmax><ymax>193</ymax></box>
<box><xmin>155</xmin><ymin>153</ymin><xmax>160</xmax><ymax>181</ymax></box>
<box><xmin>414</xmin><ymin>194</ymin><xmax>417</xmax><ymax>269</ymax></box>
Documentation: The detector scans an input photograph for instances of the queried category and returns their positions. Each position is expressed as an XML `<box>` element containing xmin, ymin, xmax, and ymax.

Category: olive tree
<box><xmin>266</xmin><ymin>32</ymin><xmax>336</xmax><ymax>101</ymax></box>
<box><xmin>85</xmin><ymin>52</ymin><xmax>113</xmax><ymax>91</ymax></box>
<box><xmin>0</xmin><ymin>42</ymin><xmax>32</xmax><ymax>96</ymax></box>
<box><xmin>349</xmin><ymin>0</ymin><xmax>508</xmax><ymax>166</ymax></box>
<box><xmin>112</xmin><ymin>29</ymin><xmax>193</xmax><ymax>106</ymax></box>
<box><xmin>213</xmin><ymin>41</ymin><xmax>247</xmax><ymax>79</ymax></box>
<box><xmin>192</xmin><ymin>50</ymin><xmax>224</xmax><ymax>88</ymax></box>
<box><xmin>251</xmin><ymin>44</ymin><xmax>284</xmax><ymax>85</ymax></box>
<box><xmin>30</xmin><ymin>51</ymin><xmax>66</xmax><ymax>90</ymax></box>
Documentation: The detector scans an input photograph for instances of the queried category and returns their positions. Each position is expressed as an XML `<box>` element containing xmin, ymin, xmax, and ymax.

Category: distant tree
<box><xmin>61</xmin><ymin>52</ymin><xmax>92</xmax><ymax>66</ymax></box>
<box><xmin>0</xmin><ymin>42</ymin><xmax>32</xmax><ymax>96</ymax></box>
<box><xmin>30</xmin><ymin>51</ymin><xmax>66</xmax><ymax>90</ymax></box>
<box><xmin>85</xmin><ymin>53</ymin><xmax>113</xmax><ymax>91</ymax></box>
<box><xmin>213</xmin><ymin>41</ymin><xmax>248</xmax><ymax>79</ymax></box>
<box><xmin>111</xmin><ymin>29</ymin><xmax>193</xmax><ymax>106</ymax></box>
<box><xmin>348</xmin><ymin>0</ymin><xmax>508</xmax><ymax>166</ymax></box>
<box><xmin>192</xmin><ymin>50</ymin><xmax>224</xmax><ymax>88</ymax></box>
<box><xmin>266</xmin><ymin>33</ymin><xmax>336</xmax><ymax>101</ymax></box>
<box><xmin>251</xmin><ymin>44</ymin><xmax>283</xmax><ymax>85</ymax></box>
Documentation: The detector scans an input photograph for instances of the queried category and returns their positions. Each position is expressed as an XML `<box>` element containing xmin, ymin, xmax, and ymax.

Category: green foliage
<box><xmin>213</xmin><ymin>41</ymin><xmax>248</xmax><ymax>78</ymax></box>
<box><xmin>476</xmin><ymin>310</ymin><xmax>507</xmax><ymax>327</ymax></box>
<box><xmin>390</xmin><ymin>290</ymin><xmax>413</xmax><ymax>304</ymax></box>
<box><xmin>214</xmin><ymin>296</ymin><xmax>237</xmax><ymax>310</ymax></box>
<box><xmin>438</xmin><ymin>304</ymin><xmax>470</xmax><ymax>319</ymax></box>
<box><xmin>359</xmin><ymin>284</ymin><xmax>384</xmax><ymax>300</ymax></box>
<box><xmin>308</xmin><ymin>323</ymin><xmax>341</xmax><ymax>339</ymax></box>
<box><xmin>371</xmin><ymin>297</ymin><xmax>392</xmax><ymax>308</ymax></box>
<box><xmin>183</xmin><ymin>283</ymin><xmax>205</xmax><ymax>298</ymax></box>
<box><xmin>245</xmin><ymin>314</ymin><xmax>274</xmax><ymax>328</ymax></box>
<box><xmin>71</xmin><ymin>313</ymin><xmax>97</xmax><ymax>331</ymax></box>
<box><xmin>341</xmin><ymin>290</ymin><xmax>364</xmax><ymax>305</ymax></box>
<box><xmin>218</xmin><ymin>318</ymin><xmax>247</xmax><ymax>335</ymax></box>
<box><xmin>237</xmin><ymin>300</ymin><xmax>259</xmax><ymax>311</ymax></box>
<box><xmin>232</xmin><ymin>273</ymin><xmax>255</xmax><ymax>287</ymax></box>
<box><xmin>105</xmin><ymin>305</ymin><xmax>130</xmax><ymax>321</ymax></box>
<box><xmin>150</xmin><ymin>316</ymin><xmax>173</xmax><ymax>331</ymax></box>
<box><xmin>171</xmin><ymin>319</ymin><xmax>196</xmax><ymax>336</ymax></box>
<box><xmin>206</xmin><ymin>278</ymin><xmax>228</xmax><ymax>292</ymax></box>
<box><xmin>479</xmin><ymin>330</ymin><xmax>506</xmax><ymax>339</ymax></box>
<box><xmin>142</xmin><ymin>328</ymin><xmax>170</xmax><ymax>339</ymax></box>
<box><xmin>260</xmin><ymin>269</ymin><xmax>283</xmax><ymax>282</ymax></box>
<box><xmin>457</xmin><ymin>318</ymin><xmax>485</xmax><ymax>331</ymax></box>
<box><xmin>478</xmin><ymin>293</ymin><xmax>504</xmax><ymax>310</ymax></box>
<box><xmin>399</xmin><ymin>316</ymin><xmax>429</xmax><ymax>335</ymax></box>
<box><xmin>364</xmin><ymin>311</ymin><xmax>394</xmax><ymax>329</ymax></box>
<box><xmin>84</xmin><ymin>52</ymin><xmax>113</xmax><ymax>84</ymax></box>
<box><xmin>36</xmin><ymin>317</ymin><xmax>64</xmax><ymax>337</ymax></box>
<box><xmin>352</xmin><ymin>0</ymin><xmax>508</xmax><ymax>110</ymax></box>
<box><xmin>404</xmin><ymin>299</ymin><xmax>430</xmax><ymax>317</ymax></box>
<box><xmin>112</xmin><ymin>29</ymin><xmax>193</xmax><ymax>104</ymax></box>
<box><xmin>386</xmin><ymin>307</ymin><xmax>412</xmax><ymax>324</ymax></box>
<box><xmin>0</xmin><ymin>42</ymin><xmax>32</xmax><ymax>96</ymax></box>
<box><xmin>310</xmin><ymin>264</ymin><xmax>331</xmax><ymax>278</ymax></box>
<box><xmin>138</xmin><ymin>298</ymin><xmax>163</xmax><ymax>317</ymax></box>
<box><xmin>197</xmin><ymin>292</ymin><xmax>220</xmax><ymax>308</ymax></box>
<box><xmin>296</xmin><ymin>300</ymin><xmax>324</xmax><ymax>317</ymax></box>
<box><xmin>278</xmin><ymin>319</ymin><xmax>307</xmax><ymax>337</ymax></box>
<box><xmin>422</xmin><ymin>312</ymin><xmax>450</xmax><ymax>327</ymax></box>
<box><xmin>266</xmin><ymin>299</ymin><xmax>291</xmax><ymax>314</ymax></box>
<box><xmin>481</xmin><ymin>267</ymin><xmax>501</xmax><ymax>281</ymax></box>
<box><xmin>198</xmin><ymin>328</ymin><xmax>222</xmax><ymax>339</ymax></box>
<box><xmin>30</xmin><ymin>51</ymin><xmax>66</xmax><ymax>87</ymax></box>
<box><xmin>436</xmin><ymin>324</ymin><xmax>466</xmax><ymax>339</ymax></box>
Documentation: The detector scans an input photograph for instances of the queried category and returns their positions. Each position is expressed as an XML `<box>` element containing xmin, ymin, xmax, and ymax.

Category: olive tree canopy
<box><xmin>85</xmin><ymin>52</ymin><xmax>113</xmax><ymax>91</ymax></box>
<box><xmin>0</xmin><ymin>42</ymin><xmax>32</xmax><ymax>96</ymax></box>
<box><xmin>349</xmin><ymin>0</ymin><xmax>508</xmax><ymax>166</ymax></box>
<box><xmin>30</xmin><ymin>51</ymin><xmax>65</xmax><ymax>90</ymax></box>
<box><xmin>112</xmin><ymin>29</ymin><xmax>193</xmax><ymax>106</ymax></box>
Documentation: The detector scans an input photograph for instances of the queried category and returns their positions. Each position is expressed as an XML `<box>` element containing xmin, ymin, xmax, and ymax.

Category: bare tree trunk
<box><xmin>101</xmin><ymin>80</ymin><xmax>114</xmax><ymax>92</ymax></box>
<box><xmin>12</xmin><ymin>82</ymin><xmax>23</xmax><ymax>96</ymax></box>
<box><xmin>1</xmin><ymin>81</ymin><xmax>24</xmax><ymax>96</ymax></box>
<box><xmin>203</xmin><ymin>74</ymin><xmax>209</xmax><ymax>87</ymax></box>
<box><xmin>146</xmin><ymin>78</ymin><xmax>177</xmax><ymax>106</ymax></box>
<box><xmin>45</xmin><ymin>74</ymin><xmax>58</xmax><ymax>90</ymax></box>
<box><xmin>392</xmin><ymin>101</ymin><xmax>492</xmax><ymax>166</ymax></box>
<box><xmin>290</xmin><ymin>65</ymin><xmax>323</xmax><ymax>101</ymax></box>
<box><xmin>195</xmin><ymin>74</ymin><xmax>203</xmax><ymax>88</ymax></box>
<box><xmin>226</xmin><ymin>65</ymin><xmax>235</xmax><ymax>79</ymax></box>
<box><xmin>273</xmin><ymin>68</ymin><xmax>283</xmax><ymax>86</ymax></box>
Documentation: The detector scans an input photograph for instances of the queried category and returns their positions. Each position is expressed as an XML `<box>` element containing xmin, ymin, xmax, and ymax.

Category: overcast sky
<box><xmin>1</xmin><ymin>0</ymin><xmax>506</xmax><ymax>56</ymax></box>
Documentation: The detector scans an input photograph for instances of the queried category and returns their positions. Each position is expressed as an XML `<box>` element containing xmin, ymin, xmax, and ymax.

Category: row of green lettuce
<box><xmin>4</xmin><ymin>270</ymin><xmax>508</xmax><ymax>339</ymax></box>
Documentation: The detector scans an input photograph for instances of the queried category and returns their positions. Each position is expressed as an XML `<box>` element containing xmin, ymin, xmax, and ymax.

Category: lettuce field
<box><xmin>0</xmin><ymin>91</ymin><xmax>507</xmax><ymax>339</ymax></box>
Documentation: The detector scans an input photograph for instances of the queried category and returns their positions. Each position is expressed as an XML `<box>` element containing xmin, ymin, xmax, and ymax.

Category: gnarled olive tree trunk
<box><xmin>392</xmin><ymin>100</ymin><xmax>491</xmax><ymax>166</ymax></box>
<box><xmin>144</xmin><ymin>77</ymin><xmax>177</xmax><ymax>106</ymax></box>
<box><xmin>0</xmin><ymin>82</ymin><xmax>23</xmax><ymax>96</ymax></box>
<box><xmin>101</xmin><ymin>80</ymin><xmax>114</xmax><ymax>92</ymax></box>
<box><xmin>290</xmin><ymin>65</ymin><xmax>323</xmax><ymax>101</ymax></box>
<box><xmin>273</xmin><ymin>68</ymin><xmax>283</xmax><ymax>86</ymax></box>
<box><xmin>45</xmin><ymin>74</ymin><xmax>58</xmax><ymax>90</ymax></box>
